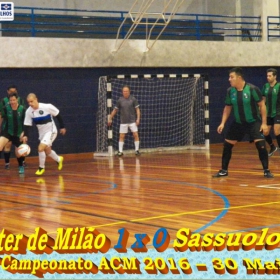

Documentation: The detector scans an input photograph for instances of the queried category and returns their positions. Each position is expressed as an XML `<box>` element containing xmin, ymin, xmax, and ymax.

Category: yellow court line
<box><xmin>44</xmin><ymin>200</ymin><xmax>280</xmax><ymax>234</ymax></box>
<box><xmin>93</xmin><ymin>200</ymin><xmax>280</xmax><ymax>228</ymax></box>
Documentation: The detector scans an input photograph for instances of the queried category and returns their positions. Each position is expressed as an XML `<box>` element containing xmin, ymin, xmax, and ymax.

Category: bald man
<box><xmin>23</xmin><ymin>93</ymin><xmax>66</xmax><ymax>175</ymax></box>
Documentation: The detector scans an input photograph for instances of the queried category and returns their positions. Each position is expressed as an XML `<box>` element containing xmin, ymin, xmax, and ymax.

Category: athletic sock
<box><xmin>134</xmin><ymin>141</ymin><xmax>140</xmax><ymax>151</ymax></box>
<box><xmin>119</xmin><ymin>142</ymin><xmax>124</xmax><ymax>153</ymax></box>
<box><xmin>48</xmin><ymin>150</ymin><xmax>59</xmax><ymax>162</ymax></box>
<box><xmin>38</xmin><ymin>151</ymin><xmax>46</xmax><ymax>169</ymax></box>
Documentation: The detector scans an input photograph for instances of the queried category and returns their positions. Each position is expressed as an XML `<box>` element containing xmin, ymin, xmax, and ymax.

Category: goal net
<box><xmin>96</xmin><ymin>74</ymin><xmax>209</xmax><ymax>155</ymax></box>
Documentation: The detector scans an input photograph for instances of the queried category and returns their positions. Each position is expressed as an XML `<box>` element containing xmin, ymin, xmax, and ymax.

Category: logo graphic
<box><xmin>39</xmin><ymin>110</ymin><xmax>44</xmax><ymax>115</ymax></box>
<box><xmin>1</xmin><ymin>3</ymin><xmax>11</xmax><ymax>10</ymax></box>
<box><xmin>0</xmin><ymin>2</ymin><xmax>14</xmax><ymax>21</ymax></box>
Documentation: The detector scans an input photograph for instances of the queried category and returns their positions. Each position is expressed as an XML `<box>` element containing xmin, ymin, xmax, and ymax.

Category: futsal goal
<box><xmin>96</xmin><ymin>74</ymin><xmax>209</xmax><ymax>156</ymax></box>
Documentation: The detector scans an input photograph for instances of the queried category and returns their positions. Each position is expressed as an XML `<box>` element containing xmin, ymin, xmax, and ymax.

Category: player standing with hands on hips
<box><xmin>22</xmin><ymin>93</ymin><xmax>66</xmax><ymax>176</ymax></box>
<box><xmin>108</xmin><ymin>86</ymin><xmax>141</xmax><ymax>156</ymax></box>
<box><xmin>213</xmin><ymin>67</ymin><xmax>273</xmax><ymax>178</ymax></box>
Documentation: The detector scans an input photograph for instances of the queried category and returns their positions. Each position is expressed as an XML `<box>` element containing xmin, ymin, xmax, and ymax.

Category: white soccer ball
<box><xmin>17</xmin><ymin>144</ymin><xmax>31</xmax><ymax>157</ymax></box>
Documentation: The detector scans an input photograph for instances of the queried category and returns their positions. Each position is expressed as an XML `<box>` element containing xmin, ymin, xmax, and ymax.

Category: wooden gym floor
<box><xmin>1</xmin><ymin>142</ymin><xmax>280</xmax><ymax>245</ymax></box>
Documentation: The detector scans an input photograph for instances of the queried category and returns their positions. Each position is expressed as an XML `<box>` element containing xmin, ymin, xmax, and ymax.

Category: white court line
<box><xmin>256</xmin><ymin>184</ymin><xmax>280</xmax><ymax>189</ymax></box>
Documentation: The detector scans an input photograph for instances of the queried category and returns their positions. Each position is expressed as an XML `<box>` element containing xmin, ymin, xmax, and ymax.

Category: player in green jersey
<box><xmin>213</xmin><ymin>67</ymin><xmax>273</xmax><ymax>178</ymax></box>
<box><xmin>262</xmin><ymin>68</ymin><xmax>280</xmax><ymax>157</ymax></box>
<box><xmin>0</xmin><ymin>93</ymin><xmax>26</xmax><ymax>174</ymax></box>
<box><xmin>0</xmin><ymin>85</ymin><xmax>26</xmax><ymax>169</ymax></box>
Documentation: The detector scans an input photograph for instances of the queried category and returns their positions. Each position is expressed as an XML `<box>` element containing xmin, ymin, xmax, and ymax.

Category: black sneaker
<box><xmin>5</xmin><ymin>164</ymin><xmax>10</xmax><ymax>170</ymax></box>
<box><xmin>268</xmin><ymin>146</ymin><xmax>278</xmax><ymax>157</ymax></box>
<box><xmin>213</xmin><ymin>169</ymin><xmax>228</xmax><ymax>178</ymax></box>
<box><xmin>117</xmin><ymin>151</ymin><xmax>123</xmax><ymax>157</ymax></box>
<box><xmin>264</xmin><ymin>169</ymin><xmax>274</xmax><ymax>178</ymax></box>
<box><xmin>135</xmin><ymin>150</ymin><xmax>140</xmax><ymax>156</ymax></box>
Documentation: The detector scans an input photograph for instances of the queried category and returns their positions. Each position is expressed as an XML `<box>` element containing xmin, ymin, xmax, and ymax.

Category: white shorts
<box><xmin>119</xmin><ymin>123</ymin><xmax>138</xmax><ymax>134</ymax></box>
<box><xmin>39</xmin><ymin>132</ymin><xmax>57</xmax><ymax>147</ymax></box>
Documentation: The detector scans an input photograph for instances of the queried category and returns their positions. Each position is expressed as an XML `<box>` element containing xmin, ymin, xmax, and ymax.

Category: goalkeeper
<box><xmin>108</xmin><ymin>86</ymin><xmax>141</xmax><ymax>156</ymax></box>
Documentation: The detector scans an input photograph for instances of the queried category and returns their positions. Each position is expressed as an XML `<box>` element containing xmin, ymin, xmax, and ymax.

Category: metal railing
<box><xmin>267</xmin><ymin>16</ymin><xmax>280</xmax><ymax>41</ymax></box>
<box><xmin>0</xmin><ymin>6</ymin><xmax>262</xmax><ymax>41</ymax></box>
<box><xmin>241</xmin><ymin>17</ymin><xmax>262</xmax><ymax>41</ymax></box>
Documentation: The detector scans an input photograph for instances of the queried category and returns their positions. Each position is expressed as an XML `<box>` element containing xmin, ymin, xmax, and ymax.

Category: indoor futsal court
<box><xmin>1</xmin><ymin>142</ymin><xmax>279</xmax><ymax>245</ymax></box>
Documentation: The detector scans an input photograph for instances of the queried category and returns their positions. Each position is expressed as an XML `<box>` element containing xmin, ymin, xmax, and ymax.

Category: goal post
<box><xmin>95</xmin><ymin>74</ymin><xmax>209</xmax><ymax>156</ymax></box>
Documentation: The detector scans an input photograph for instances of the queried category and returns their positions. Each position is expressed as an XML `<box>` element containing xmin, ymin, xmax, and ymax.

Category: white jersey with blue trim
<box><xmin>24</xmin><ymin>103</ymin><xmax>59</xmax><ymax>136</ymax></box>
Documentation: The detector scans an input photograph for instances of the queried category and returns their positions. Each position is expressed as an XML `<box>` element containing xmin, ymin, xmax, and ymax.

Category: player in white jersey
<box><xmin>23</xmin><ymin>93</ymin><xmax>66</xmax><ymax>175</ymax></box>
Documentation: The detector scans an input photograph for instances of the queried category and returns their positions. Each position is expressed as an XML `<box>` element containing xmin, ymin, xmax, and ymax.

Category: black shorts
<box><xmin>0</xmin><ymin>131</ymin><xmax>21</xmax><ymax>147</ymax></box>
<box><xmin>226</xmin><ymin>121</ymin><xmax>265</xmax><ymax>142</ymax></box>
<box><xmin>267</xmin><ymin>116</ymin><xmax>280</xmax><ymax>126</ymax></box>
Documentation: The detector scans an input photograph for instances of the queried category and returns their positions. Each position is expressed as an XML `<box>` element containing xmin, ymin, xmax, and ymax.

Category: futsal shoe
<box><xmin>5</xmin><ymin>163</ymin><xmax>10</xmax><ymax>170</ymax></box>
<box><xmin>57</xmin><ymin>156</ymin><xmax>64</xmax><ymax>170</ymax></box>
<box><xmin>264</xmin><ymin>169</ymin><xmax>274</xmax><ymax>178</ymax></box>
<box><xmin>212</xmin><ymin>169</ymin><xmax>228</xmax><ymax>178</ymax></box>
<box><xmin>117</xmin><ymin>151</ymin><xmax>123</xmax><ymax>157</ymax></box>
<box><xmin>35</xmin><ymin>167</ymin><xmax>45</xmax><ymax>176</ymax></box>
<box><xmin>268</xmin><ymin>146</ymin><xmax>278</xmax><ymax>157</ymax></box>
<box><xmin>18</xmin><ymin>166</ymin><xmax>24</xmax><ymax>174</ymax></box>
<box><xmin>135</xmin><ymin>150</ymin><xmax>141</xmax><ymax>156</ymax></box>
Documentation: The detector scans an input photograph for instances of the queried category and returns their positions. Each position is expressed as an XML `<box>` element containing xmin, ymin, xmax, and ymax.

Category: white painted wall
<box><xmin>0</xmin><ymin>37</ymin><xmax>279</xmax><ymax>68</ymax></box>
<box><xmin>11</xmin><ymin>0</ymin><xmax>273</xmax><ymax>15</ymax></box>
<box><xmin>12</xmin><ymin>0</ymin><xmax>200</xmax><ymax>13</ymax></box>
